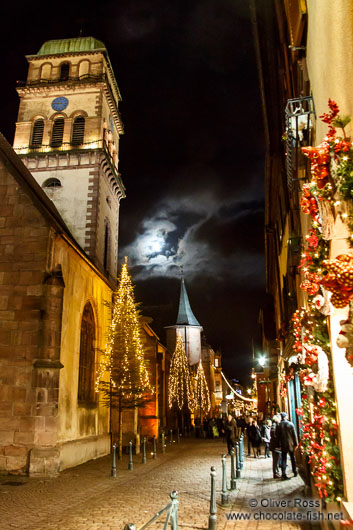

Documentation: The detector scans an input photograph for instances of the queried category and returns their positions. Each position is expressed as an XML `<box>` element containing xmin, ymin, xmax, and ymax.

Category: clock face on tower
<box><xmin>51</xmin><ymin>97</ymin><xmax>69</xmax><ymax>111</ymax></box>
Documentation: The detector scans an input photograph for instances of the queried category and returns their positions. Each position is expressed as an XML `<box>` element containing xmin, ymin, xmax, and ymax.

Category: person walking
<box><xmin>262</xmin><ymin>419</ymin><xmax>271</xmax><ymax>458</ymax></box>
<box><xmin>224</xmin><ymin>414</ymin><xmax>237</xmax><ymax>455</ymax></box>
<box><xmin>269</xmin><ymin>414</ymin><xmax>282</xmax><ymax>478</ymax></box>
<box><xmin>246</xmin><ymin>417</ymin><xmax>253</xmax><ymax>456</ymax></box>
<box><xmin>248</xmin><ymin>419</ymin><xmax>262</xmax><ymax>457</ymax></box>
<box><xmin>277</xmin><ymin>412</ymin><xmax>298</xmax><ymax>480</ymax></box>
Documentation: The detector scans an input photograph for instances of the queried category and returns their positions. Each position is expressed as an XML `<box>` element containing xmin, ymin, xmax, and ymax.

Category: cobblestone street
<box><xmin>0</xmin><ymin>438</ymin><xmax>315</xmax><ymax>530</ymax></box>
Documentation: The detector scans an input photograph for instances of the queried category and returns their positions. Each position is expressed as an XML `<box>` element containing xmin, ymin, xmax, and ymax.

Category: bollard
<box><xmin>128</xmin><ymin>440</ymin><xmax>133</xmax><ymax>470</ymax></box>
<box><xmin>208</xmin><ymin>466</ymin><xmax>217</xmax><ymax>530</ymax></box>
<box><xmin>221</xmin><ymin>454</ymin><xmax>229</xmax><ymax>505</ymax></box>
<box><xmin>142</xmin><ymin>436</ymin><xmax>147</xmax><ymax>464</ymax></box>
<box><xmin>170</xmin><ymin>429</ymin><xmax>173</xmax><ymax>444</ymax></box>
<box><xmin>111</xmin><ymin>442</ymin><xmax>117</xmax><ymax>477</ymax></box>
<box><xmin>177</xmin><ymin>427</ymin><xmax>180</xmax><ymax>444</ymax></box>
<box><xmin>153</xmin><ymin>434</ymin><xmax>157</xmax><ymax>459</ymax></box>
<box><xmin>162</xmin><ymin>431</ymin><xmax>166</xmax><ymax>453</ymax></box>
<box><xmin>239</xmin><ymin>435</ymin><xmax>244</xmax><ymax>470</ymax></box>
<box><xmin>169</xmin><ymin>490</ymin><xmax>179</xmax><ymax>530</ymax></box>
<box><xmin>230</xmin><ymin>449</ymin><xmax>236</xmax><ymax>490</ymax></box>
<box><xmin>235</xmin><ymin>442</ymin><xmax>241</xmax><ymax>479</ymax></box>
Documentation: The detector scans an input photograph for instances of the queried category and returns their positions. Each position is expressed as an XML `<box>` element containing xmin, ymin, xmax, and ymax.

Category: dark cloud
<box><xmin>195</xmin><ymin>202</ymin><xmax>265</xmax><ymax>256</ymax></box>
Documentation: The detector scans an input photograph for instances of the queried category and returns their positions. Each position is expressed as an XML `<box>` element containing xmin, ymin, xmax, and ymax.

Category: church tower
<box><xmin>165</xmin><ymin>278</ymin><xmax>203</xmax><ymax>365</ymax></box>
<box><xmin>13</xmin><ymin>37</ymin><xmax>125</xmax><ymax>280</ymax></box>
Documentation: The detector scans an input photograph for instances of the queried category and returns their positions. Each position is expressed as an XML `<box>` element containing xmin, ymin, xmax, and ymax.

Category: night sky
<box><xmin>2</xmin><ymin>0</ymin><xmax>266</xmax><ymax>383</ymax></box>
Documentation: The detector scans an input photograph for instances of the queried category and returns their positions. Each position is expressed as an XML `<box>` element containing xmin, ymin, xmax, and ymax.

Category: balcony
<box><xmin>14</xmin><ymin>139</ymin><xmax>124</xmax><ymax>194</ymax></box>
<box><xmin>14</xmin><ymin>139</ymin><xmax>104</xmax><ymax>155</ymax></box>
<box><xmin>285</xmin><ymin>95</ymin><xmax>315</xmax><ymax>191</ymax></box>
<box><xmin>16</xmin><ymin>73</ymin><xmax>106</xmax><ymax>88</ymax></box>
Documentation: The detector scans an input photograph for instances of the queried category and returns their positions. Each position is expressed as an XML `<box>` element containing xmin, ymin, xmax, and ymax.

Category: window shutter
<box><xmin>71</xmin><ymin>116</ymin><xmax>85</xmax><ymax>145</ymax></box>
<box><xmin>30</xmin><ymin>119</ymin><xmax>44</xmax><ymax>148</ymax></box>
<box><xmin>51</xmin><ymin>118</ymin><xmax>64</xmax><ymax>147</ymax></box>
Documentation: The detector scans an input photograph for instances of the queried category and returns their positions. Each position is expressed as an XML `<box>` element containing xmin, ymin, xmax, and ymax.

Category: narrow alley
<box><xmin>0</xmin><ymin>438</ymin><xmax>315</xmax><ymax>530</ymax></box>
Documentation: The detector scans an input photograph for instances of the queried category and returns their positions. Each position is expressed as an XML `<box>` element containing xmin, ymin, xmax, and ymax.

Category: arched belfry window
<box><xmin>40</xmin><ymin>63</ymin><xmax>52</xmax><ymax>80</ymax></box>
<box><xmin>30</xmin><ymin>119</ymin><xmax>44</xmax><ymax>148</ymax></box>
<box><xmin>60</xmin><ymin>62</ymin><xmax>70</xmax><ymax>81</ymax></box>
<box><xmin>71</xmin><ymin>116</ymin><xmax>85</xmax><ymax>146</ymax></box>
<box><xmin>78</xmin><ymin>302</ymin><xmax>96</xmax><ymax>403</ymax></box>
<box><xmin>79</xmin><ymin>60</ymin><xmax>90</xmax><ymax>78</ymax></box>
<box><xmin>51</xmin><ymin>117</ymin><xmax>64</xmax><ymax>147</ymax></box>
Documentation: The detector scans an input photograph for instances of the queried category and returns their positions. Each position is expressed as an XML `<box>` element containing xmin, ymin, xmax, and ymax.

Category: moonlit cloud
<box><xmin>121</xmin><ymin>191</ymin><xmax>265</xmax><ymax>284</ymax></box>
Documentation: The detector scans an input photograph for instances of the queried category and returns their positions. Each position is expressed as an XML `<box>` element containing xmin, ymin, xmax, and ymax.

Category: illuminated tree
<box><xmin>96</xmin><ymin>257</ymin><xmax>153</xmax><ymax>455</ymax></box>
<box><xmin>193</xmin><ymin>360</ymin><xmax>210</xmax><ymax>420</ymax></box>
<box><xmin>168</xmin><ymin>335</ymin><xmax>193</xmax><ymax>412</ymax></box>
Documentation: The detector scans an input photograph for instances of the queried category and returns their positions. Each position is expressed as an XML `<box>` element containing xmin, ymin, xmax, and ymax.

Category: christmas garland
<box><xmin>285</xmin><ymin>100</ymin><xmax>350</xmax><ymax>502</ymax></box>
<box><xmin>290</xmin><ymin>306</ymin><xmax>343</xmax><ymax>501</ymax></box>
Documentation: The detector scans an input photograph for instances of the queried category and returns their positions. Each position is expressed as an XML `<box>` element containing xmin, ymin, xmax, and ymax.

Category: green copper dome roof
<box><xmin>37</xmin><ymin>37</ymin><xmax>106</xmax><ymax>56</ymax></box>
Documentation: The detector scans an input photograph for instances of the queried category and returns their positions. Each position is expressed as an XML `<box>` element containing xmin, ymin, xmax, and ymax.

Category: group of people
<box><xmin>224</xmin><ymin>411</ymin><xmax>298</xmax><ymax>480</ymax></box>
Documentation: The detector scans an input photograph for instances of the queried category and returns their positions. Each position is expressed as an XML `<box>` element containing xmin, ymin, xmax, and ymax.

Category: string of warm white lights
<box><xmin>95</xmin><ymin>257</ymin><xmax>153</xmax><ymax>398</ymax></box>
<box><xmin>221</xmin><ymin>371</ymin><xmax>257</xmax><ymax>403</ymax></box>
<box><xmin>168</xmin><ymin>335</ymin><xmax>193</xmax><ymax>411</ymax></box>
<box><xmin>193</xmin><ymin>360</ymin><xmax>210</xmax><ymax>414</ymax></box>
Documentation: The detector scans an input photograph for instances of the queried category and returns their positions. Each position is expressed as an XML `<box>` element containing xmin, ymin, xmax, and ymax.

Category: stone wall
<box><xmin>0</xmin><ymin>140</ymin><xmax>114</xmax><ymax>475</ymax></box>
<box><xmin>0</xmin><ymin>156</ymin><xmax>50</xmax><ymax>474</ymax></box>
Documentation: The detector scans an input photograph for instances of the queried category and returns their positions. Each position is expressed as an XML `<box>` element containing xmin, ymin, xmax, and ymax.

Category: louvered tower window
<box><xmin>71</xmin><ymin>116</ymin><xmax>85</xmax><ymax>146</ymax></box>
<box><xmin>30</xmin><ymin>119</ymin><xmax>44</xmax><ymax>148</ymax></box>
<box><xmin>78</xmin><ymin>303</ymin><xmax>96</xmax><ymax>403</ymax></box>
<box><xmin>60</xmin><ymin>62</ymin><xmax>70</xmax><ymax>81</ymax></box>
<box><xmin>51</xmin><ymin>118</ymin><xmax>64</xmax><ymax>147</ymax></box>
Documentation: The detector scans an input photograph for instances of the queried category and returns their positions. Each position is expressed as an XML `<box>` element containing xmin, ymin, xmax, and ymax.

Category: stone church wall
<box><xmin>0</xmin><ymin>156</ymin><xmax>50</xmax><ymax>474</ymax></box>
<box><xmin>0</xmin><ymin>140</ymin><xmax>112</xmax><ymax>475</ymax></box>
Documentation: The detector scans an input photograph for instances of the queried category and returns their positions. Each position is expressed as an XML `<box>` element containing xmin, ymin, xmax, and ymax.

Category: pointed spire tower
<box><xmin>165</xmin><ymin>275</ymin><xmax>203</xmax><ymax>365</ymax></box>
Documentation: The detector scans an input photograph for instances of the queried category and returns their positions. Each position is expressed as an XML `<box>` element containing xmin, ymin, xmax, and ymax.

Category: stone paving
<box><xmin>0</xmin><ymin>437</ymin><xmax>314</xmax><ymax>530</ymax></box>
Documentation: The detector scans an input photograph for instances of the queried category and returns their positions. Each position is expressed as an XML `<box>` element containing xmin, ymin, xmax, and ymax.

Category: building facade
<box><xmin>254</xmin><ymin>0</ymin><xmax>353</xmax><ymax>519</ymax></box>
<box><xmin>13</xmin><ymin>37</ymin><xmax>125</xmax><ymax>282</ymax></box>
<box><xmin>0</xmin><ymin>37</ymin><xmax>167</xmax><ymax>476</ymax></box>
<box><xmin>0</xmin><ymin>134</ymin><xmax>113</xmax><ymax>474</ymax></box>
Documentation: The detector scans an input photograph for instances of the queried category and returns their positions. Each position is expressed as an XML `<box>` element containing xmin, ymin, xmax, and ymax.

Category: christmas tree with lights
<box><xmin>96</xmin><ymin>257</ymin><xmax>153</xmax><ymax>455</ymax></box>
<box><xmin>193</xmin><ymin>360</ymin><xmax>210</xmax><ymax>420</ymax></box>
<box><xmin>168</xmin><ymin>335</ymin><xmax>193</xmax><ymax>413</ymax></box>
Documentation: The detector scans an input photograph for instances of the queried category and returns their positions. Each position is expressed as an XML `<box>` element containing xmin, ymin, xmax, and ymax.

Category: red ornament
<box><xmin>302</xmin><ymin>143</ymin><xmax>330</xmax><ymax>189</ymax></box>
<box><xmin>320</xmin><ymin>253</ymin><xmax>353</xmax><ymax>308</ymax></box>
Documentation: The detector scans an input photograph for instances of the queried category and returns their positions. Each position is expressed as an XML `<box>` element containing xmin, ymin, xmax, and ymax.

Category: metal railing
<box><xmin>125</xmin><ymin>491</ymin><xmax>179</xmax><ymax>530</ymax></box>
<box><xmin>14</xmin><ymin>139</ymin><xmax>104</xmax><ymax>155</ymax></box>
<box><xmin>17</xmin><ymin>73</ymin><xmax>106</xmax><ymax>87</ymax></box>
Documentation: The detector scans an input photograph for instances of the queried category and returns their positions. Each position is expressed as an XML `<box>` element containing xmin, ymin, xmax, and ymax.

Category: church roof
<box><xmin>37</xmin><ymin>37</ymin><xmax>106</xmax><ymax>56</ymax></box>
<box><xmin>176</xmin><ymin>278</ymin><xmax>201</xmax><ymax>327</ymax></box>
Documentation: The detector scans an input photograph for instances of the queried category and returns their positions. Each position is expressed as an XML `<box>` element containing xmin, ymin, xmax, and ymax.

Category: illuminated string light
<box><xmin>95</xmin><ymin>257</ymin><xmax>153</xmax><ymax>403</ymax></box>
<box><xmin>168</xmin><ymin>335</ymin><xmax>193</xmax><ymax>411</ymax></box>
<box><xmin>193</xmin><ymin>360</ymin><xmax>211</xmax><ymax>414</ymax></box>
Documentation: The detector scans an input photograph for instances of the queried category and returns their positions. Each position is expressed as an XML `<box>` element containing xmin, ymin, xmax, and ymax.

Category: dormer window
<box><xmin>60</xmin><ymin>62</ymin><xmax>70</xmax><ymax>81</ymax></box>
<box><xmin>71</xmin><ymin>116</ymin><xmax>85</xmax><ymax>146</ymax></box>
<box><xmin>51</xmin><ymin>117</ymin><xmax>64</xmax><ymax>147</ymax></box>
<box><xmin>30</xmin><ymin>119</ymin><xmax>44</xmax><ymax>148</ymax></box>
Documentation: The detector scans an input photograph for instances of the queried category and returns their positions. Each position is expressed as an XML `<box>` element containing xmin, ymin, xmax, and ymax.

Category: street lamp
<box><xmin>258</xmin><ymin>355</ymin><xmax>266</xmax><ymax>368</ymax></box>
